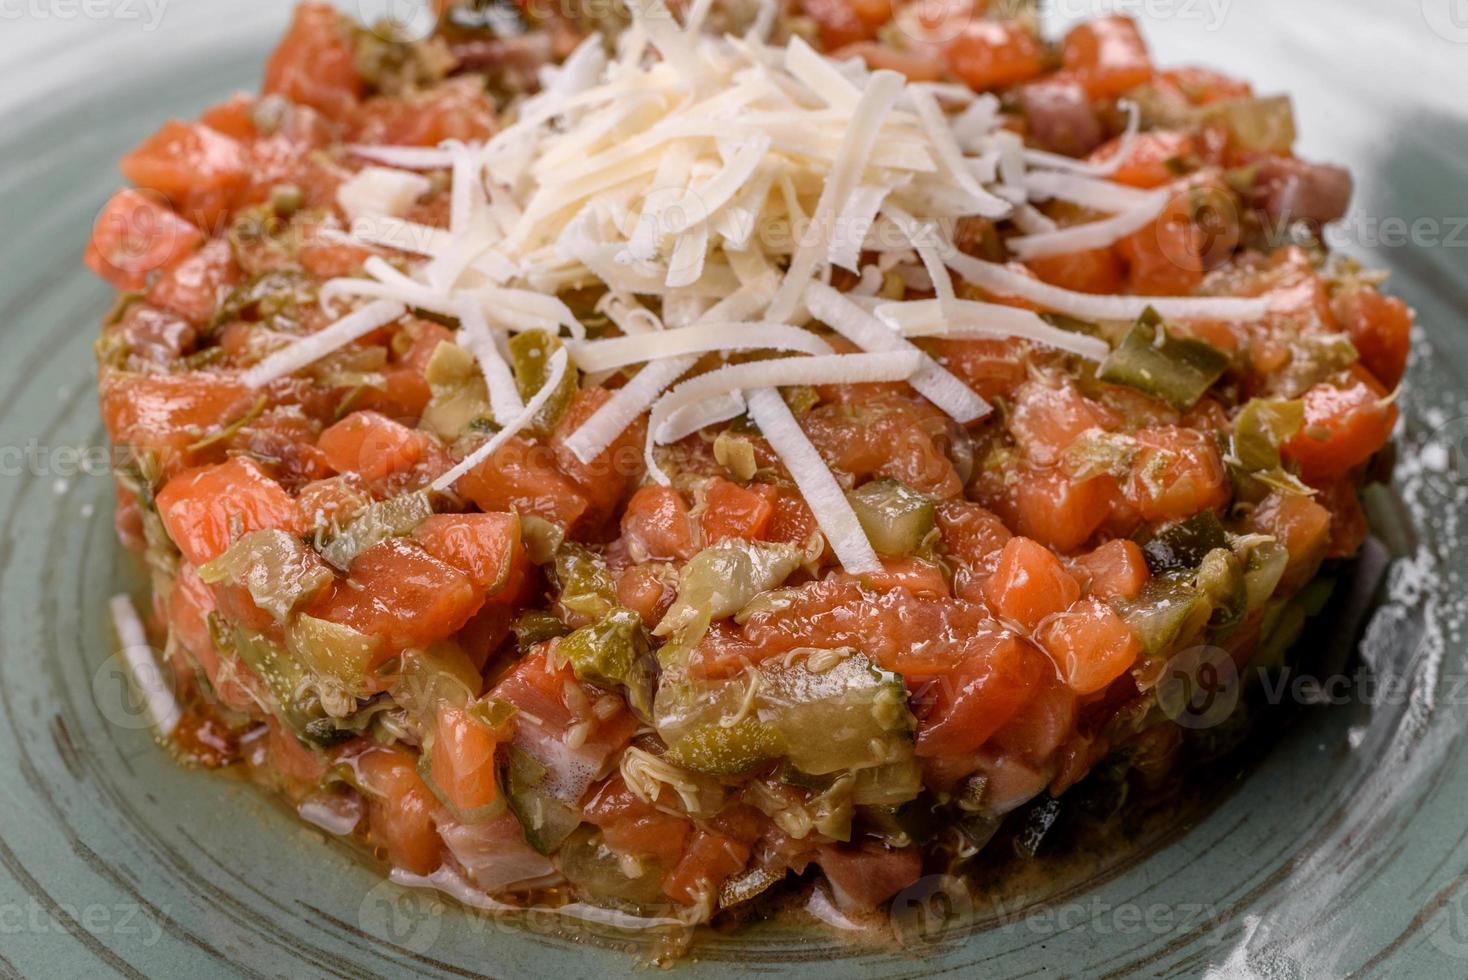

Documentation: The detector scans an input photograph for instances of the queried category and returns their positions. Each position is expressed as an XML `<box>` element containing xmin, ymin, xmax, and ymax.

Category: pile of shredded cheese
<box><xmin>246</xmin><ymin>0</ymin><xmax>1274</xmax><ymax>574</ymax></box>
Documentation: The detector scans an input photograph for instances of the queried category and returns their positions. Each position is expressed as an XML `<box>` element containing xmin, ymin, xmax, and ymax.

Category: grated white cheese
<box><xmin>347</xmin><ymin>214</ymin><xmax>452</xmax><ymax>256</ymax></box>
<box><xmin>767</xmin><ymin>69</ymin><xmax>905</xmax><ymax>323</ymax></box>
<box><xmin>625</xmin><ymin>0</ymin><xmax>702</xmax><ymax>82</ymax></box>
<box><xmin>265</xmin><ymin>20</ymin><xmax>1269</xmax><ymax>569</ymax></box>
<box><xmin>879</xmin><ymin>203</ymin><xmax>956</xmax><ymax>306</ymax></box>
<box><xmin>1022</xmin><ymin>99</ymin><xmax>1141</xmax><ymax>177</ymax></box>
<box><xmin>829</xmin><ymin>183</ymin><xmax>893</xmax><ymax>272</ymax></box>
<box><xmin>785</xmin><ymin>36</ymin><xmax>861</xmax><ymax>111</ymax></box>
<box><xmin>656</xmin><ymin>390</ymin><xmax>748</xmax><ymax>443</ymax></box>
<box><xmin>346</xmin><ymin>144</ymin><xmax>456</xmax><ymax>170</ymax></box>
<box><xmin>1024</xmin><ymin>170</ymin><xmax>1160</xmax><ymax>212</ymax></box>
<box><xmin>907</xmin><ymin>86</ymin><xmax>1011</xmax><ymax>219</ymax></box>
<box><xmin>336</xmin><ymin>166</ymin><xmax>432</xmax><ymax>223</ymax></box>
<box><xmin>318</xmin><ymin>275</ymin><xmax>456</xmax><ymax>317</ymax></box>
<box><xmin>1006</xmin><ymin>190</ymin><xmax>1169</xmax><ymax>260</ymax></box>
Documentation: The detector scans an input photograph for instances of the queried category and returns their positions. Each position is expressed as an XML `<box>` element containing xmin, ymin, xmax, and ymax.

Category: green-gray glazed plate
<box><xmin>2</xmin><ymin>1</ymin><xmax>1467</xmax><ymax>976</ymax></box>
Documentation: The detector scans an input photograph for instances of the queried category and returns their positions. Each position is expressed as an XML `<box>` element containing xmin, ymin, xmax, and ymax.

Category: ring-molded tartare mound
<box><xmin>90</xmin><ymin>0</ymin><xmax>1406</xmax><ymax>957</ymax></box>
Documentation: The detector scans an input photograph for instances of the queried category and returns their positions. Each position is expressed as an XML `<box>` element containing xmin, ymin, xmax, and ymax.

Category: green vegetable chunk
<box><xmin>652</xmin><ymin>648</ymin><xmax>918</xmax><ymax>793</ymax></box>
<box><xmin>1140</xmin><ymin>510</ymin><xmax>1228</xmax><ymax>574</ymax></box>
<box><xmin>1114</xmin><ymin>575</ymin><xmax>1211</xmax><ymax>658</ymax></box>
<box><xmin>1196</xmin><ymin>547</ymin><xmax>1246</xmax><ymax>632</ymax></box>
<box><xmin>555</xmin><ymin>825</ymin><xmax>666</xmax><ymax>908</ymax></box>
<box><xmin>199</xmin><ymin>528</ymin><xmax>332</xmax><ymax>622</ymax></box>
<box><xmin>664</xmin><ymin>718</ymin><xmax>785</xmax><ymax>776</ymax></box>
<box><xmin>719</xmin><ymin>866</ymin><xmax>786</xmax><ymax>909</ymax></box>
<box><xmin>1232</xmin><ymin>398</ymin><xmax>1305</xmax><ymax>471</ymax></box>
<box><xmin>851</xmin><ymin>753</ymin><xmax>925</xmax><ymax>807</ymax></box>
<box><xmin>552</xmin><ymin>543</ymin><xmax>619</xmax><ymax>620</ymax></box>
<box><xmin>520</xmin><ymin>515</ymin><xmax>565</xmax><ymax>565</ymax></box>
<box><xmin>504</xmin><ymin>747</ymin><xmax>583</xmax><ymax>855</ymax></box>
<box><xmin>509</xmin><ymin>330</ymin><xmax>577</xmax><ymax>435</ymax></box>
<box><xmin>654</xmin><ymin>539</ymin><xmax>802</xmax><ymax>637</ymax></box>
<box><xmin>1228</xmin><ymin>397</ymin><xmax>1315</xmax><ymax>499</ymax></box>
<box><xmin>1201</xmin><ymin>95</ymin><xmax>1296</xmax><ymax>154</ymax></box>
<box><xmin>210</xmin><ymin>269</ymin><xmax>316</xmax><ymax>332</ymax></box>
<box><xmin>513</xmin><ymin>610</ymin><xmax>570</xmax><ymax>650</ymax></box>
<box><xmin>758</xmin><ymin>650</ymin><xmax>913</xmax><ymax>776</ymax></box>
<box><xmin>286</xmin><ymin>614</ymin><xmax>380</xmax><ymax>696</ymax></box>
<box><xmin>556</xmin><ymin>609</ymin><xmax>658</xmax><ymax>722</ymax></box>
<box><xmin>390</xmin><ymin>645</ymin><xmax>482</xmax><ymax>716</ymax></box>
<box><xmin>469</xmin><ymin>697</ymin><xmax>518</xmax><ymax>731</ymax></box>
<box><xmin>1241</xmin><ymin>539</ymin><xmax>1290</xmax><ymax>611</ymax></box>
<box><xmin>319</xmin><ymin>491</ymin><xmax>433</xmax><ymax>570</ymax></box>
<box><xmin>846</xmin><ymin>478</ymin><xmax>936</xmax><ymax>556</ymax></box>
<box><xmin>228</xmin><ymin>627</ymin><xmax>337</xmax><ymax>740</ymax></box>
<box><xmin>422</xmin><ymin>341</ymin><xmax>491</xmax><ymax>440</ymax></box>
<box><xmin>1098</xmin><ymin>308</ymin><xmax>1231</xmax><ymax>411</ymax></box>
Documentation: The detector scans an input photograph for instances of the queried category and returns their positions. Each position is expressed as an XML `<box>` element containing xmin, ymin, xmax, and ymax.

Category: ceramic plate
<box><xmin>2</xmin><ymin>2</ymin><xmax>1466</xmax><ymax>976</ymax></box>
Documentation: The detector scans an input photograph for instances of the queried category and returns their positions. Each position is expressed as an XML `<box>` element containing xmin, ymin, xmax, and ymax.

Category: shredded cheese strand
<box><xmin>880</xmin><ymin>202</ymin><xmax>956</xmax><ymax>306</ymax></box>
<box><xmin>569</xmin><ymin>322</ymin><xmax>833</xmax><ymax>372</ymax></box>
<box><xmin>945</xmin><ymin>252</ymin><xmax>1273</xmax><ymax>322</ymax></box>
<box><xmin>745</xmin><ymin>388</ymin><xmax>882</xmax><ymax>575</ymax></box>
<box><xmin>625</xmin><ymin>0</ymin><xmax>702</xmax><ymax>81</ymax></box>
<box><xmin>303</xmin><ymin>31</ymin><xmax>1264</xmax><ymax>575</ymax></box>
<box><xmin>876</xmin><ymin>298</ymin><xmax>1112</xmax><ymax>361</ymax></box>
<box><xmin>241</xmin><ymin>300</ymin><xmax>406</xmax><ymax>387</ymax></box>
<box><xmin>563</xmin><ymin>355</ymin><xmax>697</xmax><ymax>465</ymax></box>
<box><xmin>805</xmin><ymin>282</ymin><xmax>990</xmax><ymax>423</ymax></box>
<box><xmin>456</xmin><ymin>296</ymin><xmax>525</xmax><ymax>425</ymax></box>
<box><xmin>1024</xmin><ymin>170</ymin><xmax>1160</xmax><ymax>212</ymax></box>
<box><xmin>347</xmin><ymin>214</ymin><xmax>451</xmax><ymax>256</ymax></box>
<box><xmin>657</xmin><ymin>391</ymin><xmax>748</xmax><ymax>443</ymax></box>
<box><xmin>829</xmin><ymin>183</ymin><xmax>893</xmax><ymax>271</ymax></box>
<box><xmin>109</xmin><ymin>594</ymin><xmax>181</xmax><ymax>737</ymax></box>
<box><xmin>431</xmin><ymin>348</ymin><xmax>570</xmax><ymax>492</ymax></box>
<box><xmin>336</xmin><ymin>167</ymin><xmax>431</xmax><ymax>223</ymax></box>
<box><xmin>644</xmin><ymin>351</ymin><xmax>923</xmax><ymax>484</ymax></box>
<box><xmin>1006</xmin><ymin>190</ymin><xmax>1169</xmax><ymax>260</ymax></box>
<box><xmin>1022</xmin><ymin>99</ymin><xmax>1140</xmax><ymax>177</ymax></box>
<box><xmin>785</xmin><ymin>36</ymin><xmax>861</xmax><ymax>111</ymax></box>
<box><xmin>907</xmin><ymin>86</ymin><xmax>1012</xmax><ymax>219</ymax></box>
